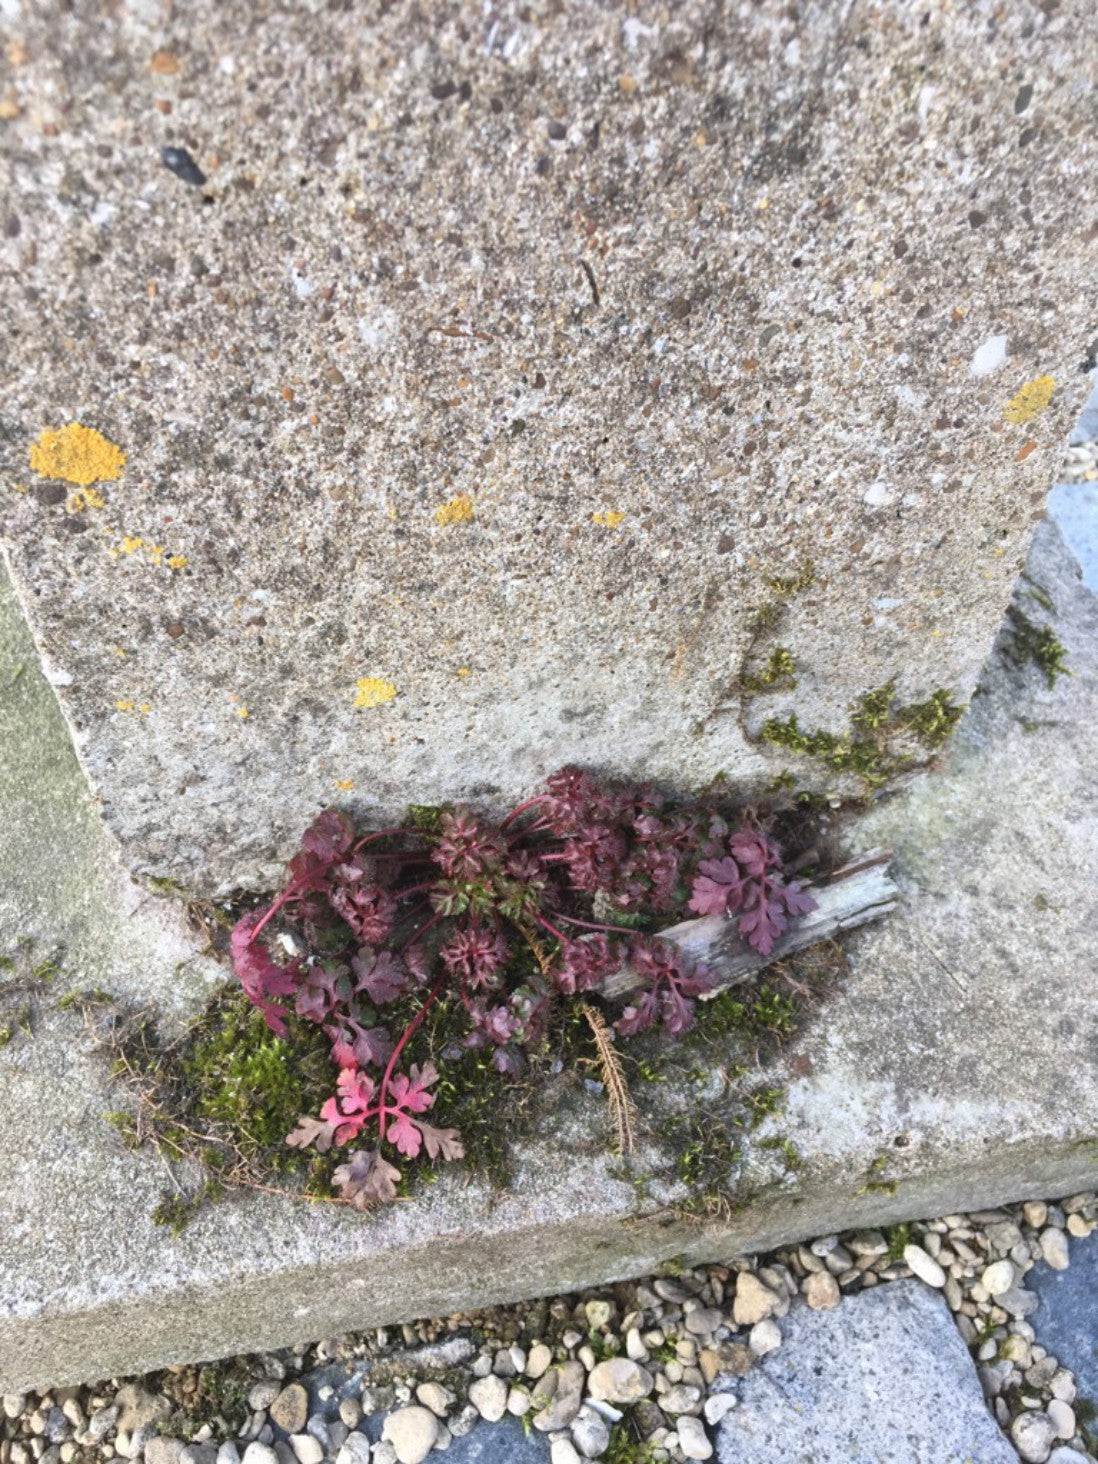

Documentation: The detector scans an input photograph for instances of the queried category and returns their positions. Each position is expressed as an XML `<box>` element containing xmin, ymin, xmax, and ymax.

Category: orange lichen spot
<box><xmin>149</xmin><ymin>50</ymin><xmax>180</xmax><ymax>74</ymax></box>
<box><xmin>6</xmin><ymin>41</ymin><xmax>29</xmax><ymax>66</ymax></box>
<box><xmin>591</xmin><ymin>509</ymin><xmax>626</xmax><ymax>528</ymax></box>
<box><xmin>434</xmin><ymin>493</ymin><xmax>475</xmax><ymax>526</ymax></box>
<box><xmin>118</xmin><ymin>535</ymin><xmax>145</xmax><ymax>556</ymax></box>
<box><xmin>333</xmin><ymin>778</ymin><xmax>355</xmax><ymax>792</ymax></box>
<box><xmin>354</xmin><ymin>677</ymin><xmax>398</xmax><ymax>709</ymax></box>
<box><xmin>30</xmin><ymin>423</ymin><xmax>126</xmax><ymax>485</ymax></box>
<box><xmin>618</xmin><ymin>75</ymin><xmax>638</xmax><ymax>94</ymax></box>
<box><xmin>0</xmin><ymin>93</ymin><xmax>20</xmax><ymax>122</ymax></box>
<box><xmin>167</xmin><ymin>554</ymin><xmax>189</xmax><ymax>570</ymax></box>
<box><xmin>1005</xmin><ymin>376</ymin><xmax>1055</xmax><ymax>425</ymax></box>
<box><xmin>1015</xmin><ymin>440</ymin><xmax>1039</xmax><ymax>463</ymax></box>
<box><xmin>67</xmin><ymin>486</ymin><xmax>107</xmax><ymax>512</ymax></box>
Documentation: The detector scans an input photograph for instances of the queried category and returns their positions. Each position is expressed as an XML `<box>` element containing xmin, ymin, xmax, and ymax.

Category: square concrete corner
<box><xmin>1</xmin><ymin>519</ymin><xmax>1097</xmax><ymax>1392</ymax></box>
<box><xmin>1</xmin><ymin>0</ymin><xmax>1096</xmax><ymax>889</ymax></box>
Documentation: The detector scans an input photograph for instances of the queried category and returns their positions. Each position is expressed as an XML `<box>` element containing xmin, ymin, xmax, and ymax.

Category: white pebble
<box><xmin>381</xmin><ymin>1408</ymin><xmax>439</xmax><ymax>1464</ymax></box>
<box><xmin>1046</xmin><ymin>1400</ymin><xmax>1075</xmax><ymax>1440</ymax></box>
<box><xmin>1040</xmin><ymin>1228</ymin><xmax>1070</xmax><ymax>1271</ymax></box>
<box><xmin>903</xmin><ymin>1244</ymin><xmax>946</xmax><ymax>1288</ymax></box>
<box><xmin>982</xmin><ymin>1260</ymin><xmax>1015</xmax><ymax>1297</ymax></box>
<box><xmin>468</xmin><ymin>1376</ymin><xmax>507</xmax><ymax>1424</ymax></box>
<box><xmin>749</xmin><ymin>1320</ymin><xmax>782</xmax><ymax>1357</ymax></box>
<box><xmin>675</xmin><ymin>1416</ymin><xmax>713</xmax><ymax>1461</ymax></box>
<box><xmin>703</xmin><ymin>1394</ymin><xmax>738</xmax><ymax>1426</ymax></box>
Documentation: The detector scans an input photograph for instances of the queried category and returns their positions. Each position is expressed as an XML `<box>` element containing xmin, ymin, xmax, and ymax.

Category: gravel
<box><xmin>3</xmin><ymin>1196</ymin><xmax>1096</xmax><ymax>1464</ymax></box>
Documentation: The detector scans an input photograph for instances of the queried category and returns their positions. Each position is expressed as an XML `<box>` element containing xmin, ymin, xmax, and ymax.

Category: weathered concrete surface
<box><xmin>1</xmin><ymin>1</ymin><xmax>1095</xmax><ymax>889</ymax></box>
<box><xmin>716</xmin><ymin>1281</ymin><xmax>1016</xmax><ymax>1463</ymax></box>
<box><xmin>0</xmin><ymin>558</ymin><xmax>222</xmax><ymax>1021</ymax></box>
<box><xmin>2</xmin><ymin>519</ymin><xmax>1097</xmax><ymax>1392</ymax></box>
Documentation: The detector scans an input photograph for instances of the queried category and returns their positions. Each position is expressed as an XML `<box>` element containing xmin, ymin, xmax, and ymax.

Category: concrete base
<box><xmin>2</xmin><ymin>522</ymin><xmax>1097</xmax><ymax>1393</ymax></box>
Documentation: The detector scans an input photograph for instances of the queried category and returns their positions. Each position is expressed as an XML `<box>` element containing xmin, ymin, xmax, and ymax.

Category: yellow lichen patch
<box><xmin>333</xmin><ymin>778</ymin><xmax>355</xmax><ymax>792</ymax></box>
<box><xmin>30</xmin><ymin>423</ymin><xmax>126</xmax><ymax>485</ymax></box>
<box><xmin>236</xmin><ymin>706</ymin><xmax>249</xmax><ymax>719</ymax></box>
<box><xmin>114</xmin><ymin>699</ymin><xmax>135</xmax><ymax>712</ymax></box>
<box><xmin>1004</xmin><ymin>375</ymin><xmax>1055</xmax><ymax>425</ymax></box>
<box><xmin>0</xmin><ymin>93</ymin><xmax>20</xmax><ymax>122</ymax></box>
<box><xmin>354</xmin><ymin>677</ymin><xmax>398</xmax><ymax>709</ymax></box>
<box><xmin>66</xmin><ymin>486</ymin><xmax>107</xmax><ymax>512</ymax></box>
<box><xmin>112</xmin><ymin>535</ymin><xmax>184</xmax><ymax>569</ymax></box>
<box><xmin>138</xmin><ymin>702</ymin><xmax>151</xmax><ymax>715</ymax></box>
<box><xmin>591</xmin><ymin>509</ymin><xmax>626</xmax><ymax>528</ymax></box>
<box><xmin>433</xmin><ymin>493</ymin><xmax>474</xmax><ymax>526</ymax></box>
<box><xmin>456</xmin><ymin>666</ymin><xmax>471</xmax><ymax>678</ymax></box>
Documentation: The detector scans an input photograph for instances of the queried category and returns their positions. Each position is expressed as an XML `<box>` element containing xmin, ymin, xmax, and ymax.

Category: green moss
<box><xmin>740</xmin><ymin>646</ymin><xmax>798</xmax><ymax>695</ymax></box>
<box><xmin>763</xmin><ymin>560</ymin><xmax>816</xmax><ymax>598</ymax></box>
<box><xmin>605</xmin><ymin>1422</ymin><xmax>660</xmax><ymax>1463</ymax></box>
<box><xmin>894</xmin><ymin>688</ymin><xmax>965</xmax><ymax>750</ymax></box>
<box><xmin>759</xmin><ymin>682</ymin><xmax>964</xmax><ymax>787</ymax></box>
<box><xmin>406</xmin><ymin>804</ymin><xmax>448</xmax><ymax>834</ymax></box>
<box><xmin>885</xmin><ymin>1221</ymin><xmax>911</xmax><ymax>1262</ymax></box>
<box><xmin>1004</xmin><ymin>605</ymin><xmax>1070</xmax><ymax>687</ymax></box>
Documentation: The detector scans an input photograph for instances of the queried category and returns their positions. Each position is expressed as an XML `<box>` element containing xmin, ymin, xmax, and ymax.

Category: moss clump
<box><xmin>893</xmin><ymin>688</ymin><xmax>964</xmax><ymax>749</ymax></box>
<box><xmin>183</xmin><ymin>995</ymin><xmax>335</xmax><ymax>1167</ymax></box>
<box><xmin>605</xmin><ymin>1422</ymin><xmax>660</xmax><ymax>1463</ymax></box>
<box><xmin>1004</xmin><ymin>606</ymin><xmax>1070</xmax><ymax>687</ymax></box>
<box><xmin>763</xmin><ymin>560</ymin><xmax>816</xmax><ymax>598</ymax></box>
<box><xmin>759</xmin><ymin>682</ymin><xmax>964</xmax><ymax>788</ymax></box>
<box><xmin>740</xmin><ymin>646</ymin><xmax>798</xmax><ymax>695</ymax></box>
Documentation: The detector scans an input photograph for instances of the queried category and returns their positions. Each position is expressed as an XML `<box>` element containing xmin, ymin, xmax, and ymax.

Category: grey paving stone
<box><xmin>1027</xmin><ymin>1230</ymin><xmax>1098</xmax><ymax>1408</ymax></box>
<box><xmin>716</xmin><ymin>1281</ymin><xmax>1016</xmax><ymax>1464</ymax></box>
<box><xmin>1049</xmin><ymin>481</ymin><xmax>1098</xmax><ymax>591</ymax></box>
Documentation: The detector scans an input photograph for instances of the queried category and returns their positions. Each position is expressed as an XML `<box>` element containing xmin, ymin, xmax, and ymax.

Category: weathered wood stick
<box><xmin>598</xmin><ymin>850</ymin><xmax>898</xmax><ymax>1003</ymax></box>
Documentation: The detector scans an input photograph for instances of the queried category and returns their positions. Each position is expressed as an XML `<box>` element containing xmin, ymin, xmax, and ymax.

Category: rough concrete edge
<box><xmin>3</xmin><ymin>1127</ymin><xmax>1097</xmax><ymax>1393</ymax></box>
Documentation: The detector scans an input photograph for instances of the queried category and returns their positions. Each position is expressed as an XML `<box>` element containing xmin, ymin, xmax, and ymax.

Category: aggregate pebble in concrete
<box><xmin>1</xmin><ymin>0</ymin><xmax>1095</xmax><ymax>889</ymax></box>
<box><xmin>715</xmin><ymin>1281</ymin><xmax>1017</xmax><ymax>1464</ymax></box>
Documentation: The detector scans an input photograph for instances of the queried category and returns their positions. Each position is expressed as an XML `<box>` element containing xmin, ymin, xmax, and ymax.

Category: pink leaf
<box><xmin>386</xmin><ymin>1110</ymin><xmax>424</xmax><ymax>1159</ymax></box>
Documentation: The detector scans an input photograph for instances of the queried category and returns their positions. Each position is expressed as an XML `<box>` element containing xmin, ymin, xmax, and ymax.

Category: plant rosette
<box><xmin>230</xmin><ymin>767</ymin><xmax>816</xmax><ymax>1207</ymax></box>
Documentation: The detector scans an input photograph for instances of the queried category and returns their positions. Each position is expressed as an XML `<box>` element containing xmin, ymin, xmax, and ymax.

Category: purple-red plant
<box><xmin>230</xmin><ymin>767</ymin><xmax>816</xmax><ymax>1208</ymax></box>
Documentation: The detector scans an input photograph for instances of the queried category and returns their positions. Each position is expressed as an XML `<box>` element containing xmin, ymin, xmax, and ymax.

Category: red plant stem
<box><xmin>551</xmin><ymin>912</ymin><xmax>632</xmax><ymax>935</ymax></box>
<box><xmin>376</xmin><ymin>974</ymin><xmax>447</xmax><ymax>1134</ymax></box>
<box><xmin>247</xmin><ymin>883</ymin><xmax>303</xmax><ymax>943</ymax></box>
<box><xmin>534</xmin><ymin>914</ymin><xmax>571</xmax><ymax>946</ymax></box>
<box><xmin>506</xmin><ymin>814</ymin><xmax>553</xmax><ymax>840</ymax></box>
<box><xmin>395</xmin><ymin>882</ymin><xmax>437</xmax><ymax>899</ymax></box>
<box><xmin>499</xmin><ymin>795</ymin><xmax>546</xmax><ymax>830</ymax></box>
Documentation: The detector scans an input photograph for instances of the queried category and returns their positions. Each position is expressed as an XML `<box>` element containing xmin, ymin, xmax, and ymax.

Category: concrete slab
<box><xmin>715</xmin><ymin>1280</ymin><xmax>1016</xmax><ymax>1464</ymax></box>
<box><xmin>1</xmin><ymin>0</ymin><xmax>1095</xmax><ymax>889</ymax></box>
<box><xmin>2</xmin><ymin>516</ymin><xmax>1098</xmax><ymax>1393</ymax></box>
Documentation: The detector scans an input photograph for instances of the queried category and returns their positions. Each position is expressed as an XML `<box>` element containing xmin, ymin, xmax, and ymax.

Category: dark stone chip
<box><xmin>34</xmin><ymin>482</ymin><xmax>67</xmax><ymax>507</ymax></box>
<box><xmin>160</xmin><ymin>146</ymin><xmax>207</xmax><ymax>186</ymax></box>
<box><xmin>547</xmin><ymin>119</ymin><xmax>567</xmax><ymax>140</ymax></box>
<box><xmin>430</xmin><ymin>80</ymin><xmax>458</xmax><ymax>101</ymax></box>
